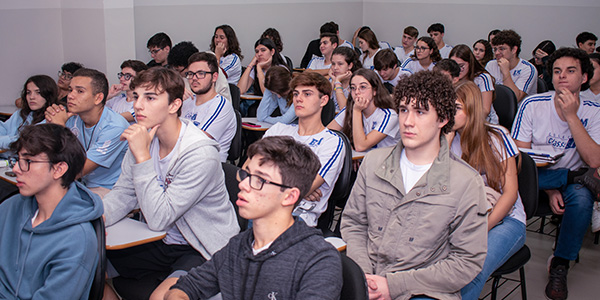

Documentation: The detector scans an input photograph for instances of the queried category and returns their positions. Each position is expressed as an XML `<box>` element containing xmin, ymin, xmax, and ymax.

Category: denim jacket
<box><xmin>341</xmin><ymin>138</ymin><xmax>488</xmax><ymax>300</ymax></box>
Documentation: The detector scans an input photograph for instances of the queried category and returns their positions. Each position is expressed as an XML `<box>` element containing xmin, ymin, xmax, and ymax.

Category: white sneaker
<box><xmin>591</xmin><ymin>202</ymin><xmax>600</xmax><ymax>233</ymax></box>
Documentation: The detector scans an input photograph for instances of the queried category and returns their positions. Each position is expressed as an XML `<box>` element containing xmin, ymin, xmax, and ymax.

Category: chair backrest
<box><xmin>284</xmin><ymin>56</ymin><xmax>294</xmax><ymax>72</ymax></box>
<box><xmin>537</xmin><ymin>79</ymin><xmax>549</xmax><ymax>94</ymax></box>
<box><xmin>227</xmin><ymin>110</ymin><xmax>242</xmax><ymax>162</ymax></box>
<box><xmin>317</xmin><ymin>130</ymin><xmax>352</xmax><ymax>234</ymax></box>
<box><xmin>228</xmin><ymin>83</ymin><xmax>241</xmax><ymax>113</ymax></box>
<box><xmin>88</xmin><ymin>217</ymin><xmax>105</xmax><ymax>300</ymax></box>
<box><xmin>340</xmin><ymin>255</ymin><xmax>368</xmax><ymax>300</ymax></box>
<box><xmin>383</xmin><ymin>82</ymin><xmax>394</xmax><ymax>94</ymax></box>
<box><xmin>221</xmin><ymin>162</ymin><xmax>248</xmax><ymax>230</ymax></box>
<box><xmin>517</xmin><ymin>151</ymin><xmax>538</xmax><ymax>220</ymax></box>
<box><xmin>493</xmin><ymin>84</ymin><xmax>518</xmax><ymax>131</ymax></box>
<box><xmin>321</xmin><ymin>98</ymin><xmax>336</xmax><ymax>126</ymax></box>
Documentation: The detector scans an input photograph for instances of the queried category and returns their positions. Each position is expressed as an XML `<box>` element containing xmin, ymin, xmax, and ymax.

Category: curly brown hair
<box><xmin>393</xmin><ymin>70</ymin><xmax>456</xmax><ymax>134</ymax></box>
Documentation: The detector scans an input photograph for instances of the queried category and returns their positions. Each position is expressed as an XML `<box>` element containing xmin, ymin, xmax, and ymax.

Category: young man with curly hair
<box><xmin>341</xmin><ymin>70</ymin><xmax>488</xmax><ymax>300</ymax></box>
<box><xmin>486</xmin><ymin>29</ymin><xmax>538</xmax><ymax>101</ymax></box>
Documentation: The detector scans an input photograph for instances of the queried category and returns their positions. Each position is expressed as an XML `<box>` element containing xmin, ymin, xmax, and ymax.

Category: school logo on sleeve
<box><xmin>96</xmin><ymin>140</ymin><xmax>112</xmax><ymax>155</ymax></box>
<box><xmin>308</xmin><ymin>138</ymin><xmax>323</xmax><ymax>147</ymax></box>
<box><xmin>267</xmin><ymin>291</ymin><xmax>278</xmax><ymax>300</ymax></box>
<box><xmin>513</xmin><ymin>70</ymin><xmax>522</xmax><ymax>76</ymax></box>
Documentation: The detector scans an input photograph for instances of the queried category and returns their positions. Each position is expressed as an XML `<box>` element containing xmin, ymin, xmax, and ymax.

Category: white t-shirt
<box><xmin>438</xmin><ymin>44</ymin><xmax>453</xmax><ymax>59</ymax></box>
<box><xmin>360</xmin><ymin>48</ymin><xmax>381</xmax><ymax>70</ymax></box>
<box><xmin>400</xmin><ymin>148</ymin><xmax>432</xmax><ymax>193</ymax></box>
<box><xmin>581</xmin><ymin>89</ymin><xmax>600</xmax><ymax>103</ymax></box>
<box><xmin>150</xmin><ymin>121</ymin><xmax>189</xmax><ymax>245</ymax></box>
<box><xmin>451</xmin><ymin>124</ymin><xmax>526</xmax><ymax>224</ymax></box>
<box><xmin>511</xmin><ymin>91</ymin><xmax>600</xmax><ymax>171</ymax></box>
<box><xmin>393</xmin><ymin>46</ymin><xmax>414</xmax><ymax>65</ymax></box>
<box><xmin>486</xmin><ymin>58</ymin><xmax>538</xmax><ymax>97</ymax></box>
<box><xmin>401</xmin><ymin>58</ymin><xmax>435</xmax><ymax>73</ymax></box>
<box><xmin>106</xmin><ymin>92</ymin><xmax>135</xmax><ymax>124</ymax></box>
<box><xmin>307</xmin><ymin>56</ymin><xmax>331</xmax><ymax>70</ymax></box>
<box><xmin>473</xmin><ymin>73</ymin><xmax>499</xmax><ymax>124</ymax></box>
<box><xmin>339</xmin><ymin>40</ymin><xmax>354</xmax><ymax>49</ymax></box>
<box><xmin>220</xmin><ymin>53</ymin><xmax>242</xmax><ymax>85</ymax></box>
<box><xmin>381</xmin><ymin>68</ymin><xmax>412</xmax><ymax>87</ymax></box>
<box><xmin>264</xmin><ymin>123</ymin><xmax>345</xmax><ymax>227</ymax></box>
<box><xmin>181</xmin><ymin>93</ymin><xmax>237</xmax><ymax>162</ymax></box>
<box><xmin>334</xmin><ymin>107</ymin><xmax>401</xmax><ymax>149</ymax></box>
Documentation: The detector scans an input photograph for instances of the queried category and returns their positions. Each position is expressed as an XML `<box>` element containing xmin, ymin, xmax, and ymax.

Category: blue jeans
<box><xmin>538</xmin><ymin>168</ymin><xmax>594</xmax><ymax>260</ymax></box>
<box><xmin>461</xmin><ymin>217</ymin><xmax>526</xmax><ymax>300</ymax></box>
<box><xmin>538</xmin><ymin>168</ymin><xmax>568</xmax><ymax>190</ymax></box>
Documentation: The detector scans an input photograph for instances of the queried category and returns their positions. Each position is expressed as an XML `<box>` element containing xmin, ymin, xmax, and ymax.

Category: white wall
<box><xmin>132</xmin><ymin>0</ymin><xmax>363</xmax><ymax>69</ymax></box>
<box><xmin>1</xmin><ymin>0</ymin><xmax>599</xmax><ymax>107</ymax></box>
<box><xmin>363</xmin><ymin>0</ymin><xmax>600</xmax><ymax>56</ymax></box>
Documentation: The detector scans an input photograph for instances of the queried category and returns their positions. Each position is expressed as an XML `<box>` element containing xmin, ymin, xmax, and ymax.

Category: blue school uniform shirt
<box><xmin>66</xmin><ymin>106</ymin><xmax>129</xmax><ymax>188</ymax></box>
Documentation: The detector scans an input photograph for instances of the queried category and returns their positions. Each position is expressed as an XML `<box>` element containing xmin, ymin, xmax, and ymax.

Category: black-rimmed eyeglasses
<box><xmin>9</xmin><ymin>157</ymin><xmax>52</xmax><ymax>172</ymax></box>
<box><xmin>184</xmin><ymin>70</ymin><xmax>215</xmax><ymax>80</ymax></box>
<box><xmin>236</xmin><ymin>169</ymin><xmax>292</xmax><ymax>191</ymax></box>
<box><xmin>117</xmin><ymin>72</ymin><xmax>134</xmax><ymax>81</ymax></box>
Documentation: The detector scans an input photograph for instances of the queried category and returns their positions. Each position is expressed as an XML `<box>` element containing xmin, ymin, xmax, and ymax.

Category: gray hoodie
<box><xmin>103</xmin><ymin>118</ymin><xmax>239</xmax><ymax>259</ymax></box>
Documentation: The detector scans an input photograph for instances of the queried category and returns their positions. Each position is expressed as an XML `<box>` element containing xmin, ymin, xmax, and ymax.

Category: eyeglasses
<box><xmin>58</xmin><ymin>71</ymin><xmax>73</xmax><ymax>80</ymax></box>
<box><xmin>350</xmin><ymin>85</ymin><xmax>372</xmax><ymax>93</ymax></box>
<box><xmin>9</xmin><ymin>157</ymin><xmax>52</xmax><ymax>172</ymax></box>
<box><xmin>117</xmin><ymin>72</ymin><xmax>134</xmax><ymax>81</ymax></box>
<box><xmin>184</xmin><ymin>70</ymin><xmax>215</xmax><ymax>80</ymax></box>
<box><xmin>415</xmin><ymin>46</ymin><xmax>430</xmax><ymax>51</ymax></box>
<box><xmin>236</xmin><ymin>169</ymin><xmax>292</xmax><ymax>191</ymax></box>
<box><xmin>492</xmin><ymin>47</ymin><xmax>507</xmax><ymax>53</ymax></box>
<box><xmin>148</xmin><ymin>47</ymin><xmax>164</xmax><ymax>55</ymax></box>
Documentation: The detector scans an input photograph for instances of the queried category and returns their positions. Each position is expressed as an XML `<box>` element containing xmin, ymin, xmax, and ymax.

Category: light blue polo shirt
<box><xmin>66</xmin><ymin>106</ymin><xmax>129</xmax><ymax>188</ymax></box>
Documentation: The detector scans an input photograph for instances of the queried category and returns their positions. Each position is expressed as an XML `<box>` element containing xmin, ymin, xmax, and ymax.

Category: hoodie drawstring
<box><xmin>14</xmin><ymin>231</ymin><xmax>34</xmax><ymax>298</ymax></box>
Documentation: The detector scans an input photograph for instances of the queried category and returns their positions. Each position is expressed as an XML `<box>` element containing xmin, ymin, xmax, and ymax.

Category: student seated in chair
<box><xmin>341</xmin><ymin>70</ymin><xmax>487</xmax><ymax>300</ymax></box>
<box><xmin>181</xmin><ymin>52</ymin><xmax>237</xmax><ymax>162</ymax></box>
<box><xmin>45</xmin><ymin>68</ymin><xmax>130</xmax><ymax>197</ymax></box>
<box><xmin>165</xmin><ymin>136</ymin><xmax>342</xmax><ymax>300</ymax></box>
<box><xmin>374</xmin><ymin>49</ymin><xmax>412</xmax><ymax>89</ymax></box>
<box><xmin>0</xmin><ymin>123</ymin><xmax>103</xmax><ymax>300</ymax></box>
<box><xmin>101</xmin><ymin>67</ymin><xmax>238</xmax><ymax>300</ymax></box>
<box><xmin>306</xmin><ymin>33</ymin><xmax>339</xmax><ymax>76</ymax></box>
<box><xmin>486</xmin><ymin>30</ymin><xmax>537</xmax><ymax>102</ymax></box>
<box><xmin>263</xmin><ymin>72</ymin><xmax>345</xmax><ymax>227</ymax></box>
<box><xmin>511</xmin><ymin>48</ymin><xmax>600</xmax><ymax>300</ymax></box>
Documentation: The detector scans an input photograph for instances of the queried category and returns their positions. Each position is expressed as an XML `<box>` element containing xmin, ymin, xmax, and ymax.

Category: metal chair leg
<box><xmin>519</xmin><ymin>267</ymin><xmax>527</xmax><ymax>300</ymax></box>
<box><xmin>491</xmin><ymin>276</ymin><xmax>500</xmax><ymax>300</ymax></box>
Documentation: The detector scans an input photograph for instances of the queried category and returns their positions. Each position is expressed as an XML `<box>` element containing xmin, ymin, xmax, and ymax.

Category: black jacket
<box><xmin>172</xmin><ymin>219</ymin><xmax>342</xmax><ymax>300</ymax></box>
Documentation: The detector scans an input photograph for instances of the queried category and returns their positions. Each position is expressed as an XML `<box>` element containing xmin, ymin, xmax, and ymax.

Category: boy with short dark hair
<box><xmin>306</xmin><ymin>33</ymin><xmax>339</xmax><ymax>76</ymax></box>
<box><xmin>374</xmin><ymin>48</ymin><xmax>411</xmax><ymax>88</ymax></box>
<box><xmin>0</xmin><ymin>123</ymin><xmax>103</xmax><ymax>299</ymax></box>
<box><xmin>428</xmin><ymin>23</ymin><xmax>453</xmax><ymax>58</ymax></box>
<box><xmin>102</xmin><ymin>67</ymin><xmax>238</xmax><ymax>300</ymax></box>
<box><xmin>511</xmin><ymin>47</ymin><xmax>600</xmax><ymax>300</ymax></box>
<box><xmin>264</xmin><ymin>72</ymin><xmax>345</xmax><ymax>227</ymax></box>
<box><xmin>394</xmin><ymin>26</ymin><xmax>419</xmax><ymax>64</ymax></box>
<box><xmin>486</xmin><ymin>29</ymin><xmax>538</xmax><ymax>101</ymax></box>
<box><xmin>45</xmin><ymin>68</ymin><xmax>129</xmax><ymax>196</ymax></box>
<box><xmin>147</xmin><ymin>32</ymin><xmax>172</xmax><ymax>67</ymax></box>
<box><xmin>182</xmin><ymin>52</ymin><xmax>237</xmax><ymax>162</ymax></box>
<box><xmin>165</xmin><ymin>136</ymin><xmax>343</xmax><ymax>300</ymax></box>
<box><xmin>434</xmin><ymin>58</ymin><xmax>461</xmax><ymax>84</ymax></box>
<box><xmin>576</xmin><ymin>31</ymin><xmax>597</xmax><ymax>55</ymax></box>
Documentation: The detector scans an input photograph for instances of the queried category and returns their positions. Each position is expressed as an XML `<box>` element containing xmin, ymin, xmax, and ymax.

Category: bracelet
<box><xmin>335</xmin><ymin>86</ymin><xmax>343</xmax><ymax>91</ymax></box>
<box><xmin>334</xmin><ymin>81</ymin><xmax>342</xmax><ymax>86</ymax></box>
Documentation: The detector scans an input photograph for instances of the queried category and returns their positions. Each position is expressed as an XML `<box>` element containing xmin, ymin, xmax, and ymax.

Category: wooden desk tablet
<box><xmin>106</xmin><ymin>218</ymin><xmax>167</xmax><ymax>250</ymax></box>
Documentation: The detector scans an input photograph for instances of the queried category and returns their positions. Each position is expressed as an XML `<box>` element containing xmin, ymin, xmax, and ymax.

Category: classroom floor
<box><xmin>477</xmin><ymin>217</ymin><xmax>600</xmax><ymax>300</ymax></box>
